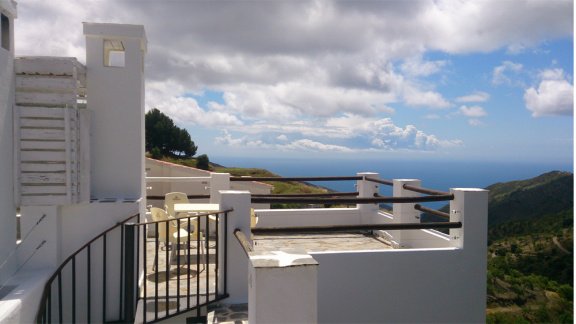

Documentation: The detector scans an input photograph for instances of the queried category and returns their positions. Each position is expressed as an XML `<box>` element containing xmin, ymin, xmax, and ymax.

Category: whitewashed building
<box><xmin>0</xmin><ymin>2</ymin><xmax>488</xmax><ymax>323</ymax></box>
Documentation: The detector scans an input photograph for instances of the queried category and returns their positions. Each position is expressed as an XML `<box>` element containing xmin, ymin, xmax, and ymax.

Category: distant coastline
<box><xmin>213</xmin><ymin>156</ymin><xmax>573</xmax><ymax>193</ymax></box>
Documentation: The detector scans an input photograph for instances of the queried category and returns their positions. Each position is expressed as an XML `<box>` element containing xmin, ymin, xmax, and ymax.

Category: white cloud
<box><xmin>12</xmin><ymin>0</ymin><xmax>572</xmax><ymax>155</ymax></box>
<box><xmin>214</xmin><ymin>114</ymin><xmax>463</xmax><ymax>153</ymax></box>
<box><xmin>276</xmin><ymin>134</ymin><xmax>289</xmax><ymax>141</ymax></box>
<box><xmin>492</xmin><ymin>61</ymin><xmax>523</xmax><ymax>85</ymax></box>
<box><xmin>455</xmin><ymin>91</ymin><xmax>490</xmax><ymax>103</ymax></box>
<box><xmin>279</xmin><ymin>139</ymin><xmax>353</xmax><ymax>153</ymax></box>
<box><xmin>459</xmin><ymin>105</ymin><xmax>487</xmax><ymax>118</ymax></box>
<box><xmin>400</xmin><ymin>56</ymin><xmax>448</xmax><ymax>77</ymax></box>
<box><xmin>402</xmin><ymin>86</ymin><xmax>451</xmax><ymax>109</ymax></box>
<box><xmin>468</xmin><ymin>119</ymin><xmax>484</xmax><ymax>127</ymax></box>
<box><xmin>524</xmin><ymin>69</ymin><xmax>573</xmax><ymax>117</ymax></box>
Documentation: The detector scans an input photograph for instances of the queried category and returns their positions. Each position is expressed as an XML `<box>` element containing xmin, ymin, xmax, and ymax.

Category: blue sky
<box><xmin>14</xmin><ymin>0</ymin><xmax>574</xmax><ymax>165</ymax></box>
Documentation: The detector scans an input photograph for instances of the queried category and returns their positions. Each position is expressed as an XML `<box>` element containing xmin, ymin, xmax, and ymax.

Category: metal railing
<box><xmin>251</xmin><ymin>195</ymin><xmax>454</xmax><ymax>204</ymax></box>
<box><xmin>147</xmin><ymin>194</ymin><xmax>210</xmax><ymax>201</ymax></box>
<box><xmin>127</xmin><ymin>209</ymin><xmax>232</xmax><ymax>323</ymax></box>
<box><xmin>252</xmin><ymin>222</ymin><xmax>462</xmax><ymax>235</ymax></box>
<box><xmin>35</xmin><ymin>214</ymin><xmax>139</xmax><ymax>323</ymax></box>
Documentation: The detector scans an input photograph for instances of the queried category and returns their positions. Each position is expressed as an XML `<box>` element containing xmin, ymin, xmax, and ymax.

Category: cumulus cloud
<box><xmin>400</xmin><ymin>56</ymin><xmax>448</xmax><ymax>77</ymax></box>
<box><xmin>280</xmin><ymin>139</ymin><xmax>353</xmax><ymax>153</ymax></box>
<box><xmin>458</xmin><ymin>105</ymin><xmax>487</xmax><ymax>126</ymax></box>
<box><xmin>459</xmin><ymin>105</ymin><xmax>487</xmax><ymax>118</ymax></box>
<box><xmin>492</xmin><ymin>61</ymin><xmax>523</xmax><ymax>85</ymax></box>
<box><xmin>402</xmin><ymin>86</ymin><xmax>452</xmax><ymax>109</ymax></box>
<box><xmin>214</xmin><ymin>114</ymin><xmax>463</xmax><ymax>153</ymax></box>
<box><xmin>13</xmin><ymin>0</ymin><xmax>572</xmax><ymax>154</ymax></box>
<box><xmin>455</xmin><ymin>91</ymin><xmax>490</xmax><ymax>103</ymax></box>
<box><xmin>524</xmin><ymin>69</ymin><xmax>573</xmax><ymax>117</ymax></box>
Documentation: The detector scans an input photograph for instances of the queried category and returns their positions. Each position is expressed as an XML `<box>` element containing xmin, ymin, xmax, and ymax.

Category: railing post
<box><xmin>357</xmin><ymin>172</ymin><xmax>379</xmax><ymax>224</ymax></box>
<box><xmin>392</xmin><ymin>179</ymin><xmax>421</xmax><ymax>248</ymax></box>
<box><xmin>219</xmin><ymin>190</ymin><xmax>251</xmax><ymax>303</ymax></box>
<box><xmin>210</xmin><ymin>173</ymin><xmax>230</xmax><ymax>204</ymax></box>
<box><xmin>249</xmin><ymin>251</ymin><xmax>318</xmax><ymax>324</ymax></box>
<box><xmin>123</xmin><ymin>223</ymin><xmax>137</xmax><ymax>322</ymax></box>
<box><xmin>449</xmin><ymin>188</ymin><xmax>488</xmax><ymax>322</ymax></box>
<box><xmin>449</xmin><ymin>188</ymin><xmax>488</xmax><ymax>249</ymax></box>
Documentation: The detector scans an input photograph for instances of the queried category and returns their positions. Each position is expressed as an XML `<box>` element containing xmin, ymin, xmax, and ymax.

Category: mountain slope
<box><xmin>485</xmin><ymin>171</ymin><xmax>573</xmax><ymax>323</ymax></box>
<box><xmin>487</xmin><ymin>171</ymin><xmax>573</xmax><ymax>226</ymax></box>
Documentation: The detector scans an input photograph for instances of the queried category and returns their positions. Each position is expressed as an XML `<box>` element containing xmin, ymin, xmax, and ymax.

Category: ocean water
<box><xmin>213</xmin><ymin>156</ymin><xmax>572</xmax><ymax>209</ymax></box>
<box><xmin>214</xmin><ymin>156</ymin><xmax>572</xmax><ymax>194</ymax></box>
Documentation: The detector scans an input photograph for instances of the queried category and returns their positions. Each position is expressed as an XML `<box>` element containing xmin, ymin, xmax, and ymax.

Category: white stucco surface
<box><xmin>0</xmin><ymin>269</ymin><xmax>52</xmax><ymax>324</ymax></box>
<box><xmin>0</xmin><ymin>1</ymin><xmax>16</xmax><ymax>286</ymax></box>
<box><xmin>84</xmin><ymin>23</ymin><xmax>146</xmax><ymax>199</ymax></box>
<box><xmin>145</xmin><ymin>158</ymin><xmax>271</xmax><ymax>208</ymax></box>
<box><xmin>249</xmin><ymin>253</ymin><xmax>317</xmax><ymax>324</ymax></box>
<box><xmin>254</xmin><ymin>207</ymin><xmax>360</xmax><ymax>227</ymax></box>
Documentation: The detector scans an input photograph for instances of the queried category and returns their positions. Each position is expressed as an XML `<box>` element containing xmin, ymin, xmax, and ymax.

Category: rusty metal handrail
<box><xmin>402</xmin><ymin>184</ymin><xmax>450</xmax><ymax>196</ymax></box>
<box><xmin>365</xmin><ymin>178</ymin><xmax>394</xmax><ymax>186</ymax></box>
<box><xmin>251</xmin><ymin>195</ymin><xmax>454</xmax><ymax>204</ymax></box>
<box><xmin>146</xmin><ymin>195</ymin><xmax>210</xmax><ymax>200</ymax></box>
<box><xmin>231</xmin><ymin>176</ymin><xmax>363</xmax><ymax>182</ymax></box>
<box><xmin>252</xmin><ymin>192</ymin><xmax>359</xmax><ymax>198</ymax></box>
<box><xmin>252</xmin><ymin>221</ymin><xmax>462</xmax><ymax>235</ymax></box>
<box><xmin>414</xmin><ymin>204</ymin><xmax>450</xmax><ymax>220</ymax></box>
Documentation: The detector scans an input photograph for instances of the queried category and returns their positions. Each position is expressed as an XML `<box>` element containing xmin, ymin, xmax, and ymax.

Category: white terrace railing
<box><xmin>146</xmin><ymin>172</ymin><xmax>488</xmax><ymax>323</ymax></box>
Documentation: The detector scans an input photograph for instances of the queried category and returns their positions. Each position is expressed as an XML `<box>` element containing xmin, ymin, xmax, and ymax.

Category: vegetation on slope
<box><xmin>485</xmin><ymin>171</ymin><xmax>573</xmax><ymax>323</ymax></box>
<box><xmin>213</xmin><ymin>166</ymin><xmax>331</xmax><ymax>209</ymax></box>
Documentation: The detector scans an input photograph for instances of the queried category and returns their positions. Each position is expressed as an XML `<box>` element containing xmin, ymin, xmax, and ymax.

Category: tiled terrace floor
<box><xmin>253</xmin><ymin>232</ymin><xmax>393</xmax><ymax>252</ymax></box>
<box><xmin>137</xmin><ymin>231</ymin><xmax>391</xmax><ymax>323</ymax></box>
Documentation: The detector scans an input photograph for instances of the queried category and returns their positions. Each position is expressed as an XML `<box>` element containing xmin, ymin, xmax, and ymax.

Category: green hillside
<box><xmin>486</xmin><ymin>171</ymin><xmax>573</xmax><ymax>323</ymax></box>
<box><xmin>487</xmin><ymin>171</ymin><xmax>573</xmax><ymax>226</ymax></box>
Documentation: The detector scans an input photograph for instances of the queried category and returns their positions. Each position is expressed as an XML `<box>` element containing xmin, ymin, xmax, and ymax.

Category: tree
<box><xmin>196</xmin><ymin>154</ymin><xmax>210</xmax><ymax>170</ymax></box>
<box><xmin>145</xmin><ymin>108</ymin><xmax>197</xmax><ymax>158</ymax></box>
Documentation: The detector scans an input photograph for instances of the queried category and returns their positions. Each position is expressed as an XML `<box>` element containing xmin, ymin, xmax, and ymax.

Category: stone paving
<box><xmin>253</xmin><ymin>232</ymin><xmax>393</xmax><ymax>253</ymax></box>
<box><xmin>139</xmin><ymin>237</ymin><xmax>220</xmax><ymax>323</ymax></box>
<box><xmin>137</xmin><ymin>231</ymin><xmax>391</xmax><ymax>322</ymax></box>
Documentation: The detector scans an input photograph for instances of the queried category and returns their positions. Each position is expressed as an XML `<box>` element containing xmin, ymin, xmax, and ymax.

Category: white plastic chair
<box><xmin>149</xmin><ymin>207</ymin><xmax>204</xmax><ymax>272</ymax></box>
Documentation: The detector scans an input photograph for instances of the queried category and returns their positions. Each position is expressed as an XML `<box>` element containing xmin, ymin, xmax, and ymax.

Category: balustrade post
<box><xmin>249</xmin><ymin>251</ymin><xmax>318</xmax><ymax>324</ymax></box>
<box><xmin>449</xmin><ymin>189</ymin><xmax>488</xmax><ymax>249</ymax></box>
<box><xmin>219</xmin><ymin>190</ymin><xmax>251</xmax><ymax>303</ymax></box>
<box><xmin>210</xmin><ymin>173</ymin><xmax>230</xmax><ymax>204</ymax></box>
<box><xmin>357</xmin><ymin>172</ymin><xmax>379</xmax><ymax>224</ymax></box>
<box><xmin>449</xmin><ymin>188</ymin><xmax>488</xmax><ymax>322</ymax></box>
<box><xmin>392</xmin><ymin>179</ymin><xmax>421</xmax><ymax>248</ymax></box>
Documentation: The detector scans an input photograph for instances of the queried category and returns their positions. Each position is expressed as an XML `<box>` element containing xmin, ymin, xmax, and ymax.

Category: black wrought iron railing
<box><xmin>35</xmin><ymin>213</ymin><xmax>139</xmax><ymax>323</ymax></box>
<box><xmin>130</xmin><ymin>209</ymin><xmax>231</xmax><ymax>323</ymax></box>
<box><xmin>35</xmin><ymin>209</ymin><xmax>232</xmax><ymax>324</ymax></box>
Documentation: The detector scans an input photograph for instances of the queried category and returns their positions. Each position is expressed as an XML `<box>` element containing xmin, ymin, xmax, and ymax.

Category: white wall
<box><xmin>312</xmin><ymin>248</ymin><xmax>485</xmax><ymax>323</ymax></box>
<box><xmin>0</xmin><ymin>0</ymin><xmax>16</xmax><ymax>285</ymax></box>
<box><xmin>145</xmin><ymin>158</ymin><xmax>271</xmax><ymax>208</ymax></box>
<box><xmin>311</xmin><ymin>188</ymin><xmax>488</xmax><ymax>323</ymax></box>
<box><xmin>254</xmin><ymin>208</ymin><xmax>360</xmax><ymax>227</ymax></box>
<box><xmin>84</xmin><ymin>23</ymin><xmax>146</xmax><ymax>200</ymax></box>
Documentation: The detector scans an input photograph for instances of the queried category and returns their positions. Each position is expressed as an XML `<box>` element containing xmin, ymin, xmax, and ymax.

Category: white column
<box><xmin>209</xmin><ymin>172</ymin><xmax>230</xmax><ymax>204</ymax></box>
<box><xmin>219</xmin><ymin>190</ymin><xmax>251</xmax><ymax>303</ymax></box>
<box><xmin>249</xmin><ymin>251</ymin><xmax>318</xmax><ymax>324</ymax></box>
<box><xmin>392</xmin><ymin>179</ymin><xmax>421</xmax><ymax>248</ymax></box>
<box><xmin>449</xmin><ymin>188</ymin><xmax>489</xmax><ymax>322</ymax></box>
<box><xmin>449</xmin><ymin>188</ymin><xmax>489</xmax><ymax>249</ymax></box>
<box><xmin>84</xmin><ymin>23</ymin><xmax>147</xmax><ymax>200</ymax></box>
<box><xmin>356</xmin><ymin>172</ymin><xmax>379</xmax><ymax>224</ymax></box>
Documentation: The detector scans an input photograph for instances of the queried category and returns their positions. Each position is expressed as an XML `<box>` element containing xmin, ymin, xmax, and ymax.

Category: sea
<box><xmin>213</xmin><ymin>156</ymin><xmax>573</xmax><ymax>207</ymax></box>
